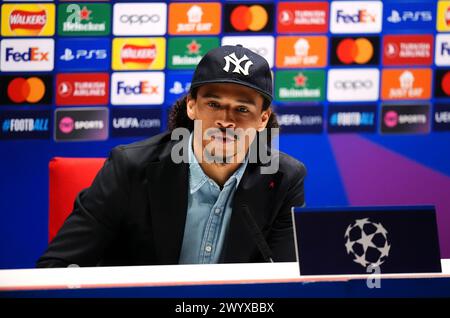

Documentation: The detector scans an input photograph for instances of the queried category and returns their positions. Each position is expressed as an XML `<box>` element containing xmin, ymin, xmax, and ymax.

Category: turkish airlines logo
<box><xmin>277</xmin><ymin>2</ymin><xmax>329</xmax><ymax>33</ymax></box>
<box><xmin>330</xmin><ymin>1</ymin><xmax>382</xmax><ymax>34</ymax></box>
<box><xmin>383</xmin><ymin>35</ymin><xmax>433</xmax><ymax>66</ymax></box>
<box><xmin>223</xmin><ymin>53</ymin><xmax>253</xmax><ymax>76</ymax></box>
<box><xmin>327</xmin><ymin>69</ymin><xmax>379</xmax><ymax>102</ymax></box>
<box><xmin>56</xmin><ymin>73</ymin><xmax>109</xmax><ymax>106</ymax></box>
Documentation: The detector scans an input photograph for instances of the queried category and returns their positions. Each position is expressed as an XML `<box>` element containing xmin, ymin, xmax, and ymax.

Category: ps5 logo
<box><xmin>223</xmin><ymin>53</ymin><xmax>253</xmax><ymax>76</ymax></box>
<box><xmin>387</xmin><ymin>10</ymin><xmax>432</xmax><ymax>23</ymax></box>
<box><xmin>60</xmin><ymin>48</ymin><xmax>107</xmax><ymax>61</ymax></box>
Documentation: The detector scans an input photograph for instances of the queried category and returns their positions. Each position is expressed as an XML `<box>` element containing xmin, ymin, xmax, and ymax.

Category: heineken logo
<box><xmin>275</xmin><ymin>70</ymin><xmax>325</xmax><ymax>101</ymax></box>
<box><xmin>168</xmin><ymin>37</ymin><xmax>219</xmax><ymax>69</ymax></box>
<box><xmin>58</xmin><ymin>4</ymin><xmax>110</xmax><ymax>36</ymax></box>
<box><xmin>121</xmin><ymin>44</ymin><xmax>156</xmax><ymax>65</ymax></box>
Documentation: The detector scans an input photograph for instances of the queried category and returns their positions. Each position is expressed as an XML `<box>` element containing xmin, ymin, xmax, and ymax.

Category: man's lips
<box><xmin>212</xmin><ymin>133</ymin><xmax>236</xmax><ymax>143</ymax></box>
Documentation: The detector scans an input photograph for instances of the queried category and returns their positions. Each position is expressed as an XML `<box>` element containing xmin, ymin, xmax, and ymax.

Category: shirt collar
<box><xmin>188</xmin><ymin>132</ymin><xmax>248</xmax><ymax>194</ymax></box>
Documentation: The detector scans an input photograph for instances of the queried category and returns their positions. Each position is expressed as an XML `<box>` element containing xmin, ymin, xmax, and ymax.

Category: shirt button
<box><xmin>205</xmin><ymin>245</ymin><xmax>212</xmax><ymax>253</ymax></box>
<box><xmin>214</xmin><ymin>208</ymin><xmax>221</xmax><ymax>215</ymax></box>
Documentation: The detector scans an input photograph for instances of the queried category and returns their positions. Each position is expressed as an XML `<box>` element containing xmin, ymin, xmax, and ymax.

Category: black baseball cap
<box><xmin>190</xmin><ymin>45</ymin><xmax>273</xmax><ymax>102</ymax></box>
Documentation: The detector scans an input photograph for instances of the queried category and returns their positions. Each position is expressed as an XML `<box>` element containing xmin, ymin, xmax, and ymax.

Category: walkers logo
<box><xmin>0</xmin><ymin>75</ymin><xmax>52</xmax><ymax>105</ymax></box>
<box><xmin>0</xmin><ymin>39</ymin><xmax>54</xmax><ymax>71</ymax></box>
<box><xmin>222</xmin><ymin>36</ymin><xmax>274</xmax><ymax>68</ymax></box>
<box><xmin>435</xmin><ymin>34</ymin><xmax>450</xmax><ymax>66</ymax></box>
<box><xmin>330</xmin><ymin>1</ymin><xmax>382</xmax><ymax>34</ymax></box>
<box><xmin>433</xmin><ymin>104</ymin><xmax>450</xmax><ymax>132</ymax></box>
<box><xmin>112</xmin><ymin>38</ymin><xmax>166</xmax><ymax>71</ymax></box>
<box><xmin>327</xmin><ymin>69</ymin><xmax>379</xmax><ymax>102</ymax></box>
<box><xmin>383</xmin><ymin>35</ymin><xmax>433</xmax><ymax>66</ymax></box>
<box><xmin>277</xmin><ymin>2</ymin><xmax>329</xmax><ymax>34</ymax></box>
<box><xmin>224</xmin><ymin>3</ymin><xmax>274</xmax><ymax>33</ymax></box>
<box><xmin>434</xmin><ymin>69</ymin><xmax>450</xmax><ymax>99</ymax></box>
<box><xmin>111</xmin><ymin>108</ymin><xmax>162</xmax><ymax>138</ymax></box>
<box><xmin>331</xmin><ymin>36</ymin><xmax>379</xmax><ymax>66</ymax></box>
<box><xmin>275</xmin><ymin>70</ymin><xmax>325</xmax><ymax>102</ymax></box>
<box><xmin>437</xmin><ymin>1</ymin><xmax>450</xmax><ymax>32</ymax></box>
<box><xmin>328</xmin><ymin>105</ymin><xmax>377</xmax><ymax>133</ymax></box>
<box><xmin>384</xmin><ymin>2</ymin><xmax>435</xmax><ymax>32</ymax></box>
<box><xmin>1</xmin><ymin>4</ymin><xmax>55</xmax><ymax>36</ymax></box>
<box><xmin>276</xmin><ymin>106</ymin><xmax>324</xmax><ymax>134</ymax></box>
<box><xmin>165</xmin><ymin>71</ymin><xmax>193</xmax><ymax>105</ymax></box>
<box><xmin>113</xmin><ymin>3</ymin><xmax>167</xmax><ymax>36</ymax></box>
<box><xmin>168</xmin><ymin>37</ymin><xmax>219</xmax><ymax>70</ymax></box>
<box><xmin>56</xmin><ymin>38</ymin><xmax>109</xmax><ymax>71</ymax></box>
<box><xmin>56</xmin><ymin>73</ymin><xmax>109</xmax><ymax>106</ymax></box>
<box><xmin>55</xmin><ymin>107</ymin><xmax>108</xmax><ymax>142</ymax></box>
<box><xmin>57</xmin><ymin>3</ymin><xmax>110</xmax><ymax>36</ymax></box>
<box><xmin>168</xmin><ymin>3</ymin><xmax>221</xmax><ymax>35</ymax></box>
<box><xmin>381</xmin><ymin>69</ymin><xmax>431</xmax><ymax>100</ymax></box>
<box><xmin>0</xmin><ymin>110</ymin><xmax>51</xmax><ymax>140</ymax></box>
<box><xmin>381</xmin><ymin>104</ymin><xmax>430</xmax><ymax>134</ymax></box>
<box><xmin>276</xmin><ymin>36</ymin><xmax>327</xmax><ymax>68</ymax></box>
<box><xmin>111</xmin><ymin>72</ymin><xmax>165</xmax><ymax>105</ymax></box>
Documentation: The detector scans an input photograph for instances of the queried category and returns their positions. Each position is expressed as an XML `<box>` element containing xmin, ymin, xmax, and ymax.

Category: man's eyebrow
<box><xmin>201</xmin><ymin>92</ymin><xmax>257</xmax><ymax>107</ymax></box>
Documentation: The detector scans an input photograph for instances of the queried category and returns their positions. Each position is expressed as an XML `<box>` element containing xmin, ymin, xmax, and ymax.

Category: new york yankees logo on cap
<box><xmin>190</xmin><ymin>45</ymin><xmax>273</xmax><ymax>101</ymax></box>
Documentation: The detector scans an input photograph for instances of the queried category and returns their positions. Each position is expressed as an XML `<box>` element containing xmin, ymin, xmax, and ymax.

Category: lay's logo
<box><xmin>1</xmin><ymin>4</ymin><xmax>55</xmax><ymax>36</ymax></box>
<box><xmin>112</xmin><ymin>38</ymin><xmax>165</xmax><ymax>70</ymax></box>
<box><xmin>121</xmin><ymin>44</ymin><xmax>156</xmax><ymax>65</ymax></box>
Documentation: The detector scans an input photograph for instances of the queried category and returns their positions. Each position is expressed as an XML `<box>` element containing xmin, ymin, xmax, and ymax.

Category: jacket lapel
<box><xmin>145</xmin><ymin>140</ymin><xmax>189</xmax><ymax>264</ymax></box>
<box><xmin>222</xmin><ymin>163</ymin><xmax>283</xmax><ymax>263</ymax></box>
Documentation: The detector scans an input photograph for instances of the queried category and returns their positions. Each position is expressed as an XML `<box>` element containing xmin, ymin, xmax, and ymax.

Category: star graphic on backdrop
<box><xmin>374</xmin><ymin>222</ymin><xmax>388</xmax><ymax>237</ymax></box>
<box><xmin>79</xmin><ymin>6</ymin><xmax>92</xmax><ymax>21</ymax></box>
<box><xmin>357</xmin><ymin>231</ymin><xmax>377</xmax><ymax>252</ymax></box>
<box><xmin>355</xmin><ymin>218</ymin><xmax>370</xmax><ymax>229</ymax></box>
<box><xmin>379</xmin><ymin>243</ymin><xmax>391</xmax><ymax>258</ymax></box>
<box><xmin>345</xmin><ymin>240</ymin><xmax>354</xmax><ymax>254</ymax></box>
<box><xmin>353</xmin><ymin>253</ymin><xmax>368</xmax><ymax>267</ymax></box>
<box><xmin>294</xmin><ymin>73</ymin><xmax>307</xmax><ymax>87</ymax></box>
<box><xmin>187</xmin><ymin>40</ymin><xmax>201</xmax><ymax>54</ymax></box>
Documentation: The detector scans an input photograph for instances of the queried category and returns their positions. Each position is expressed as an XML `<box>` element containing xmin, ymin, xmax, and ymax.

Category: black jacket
<box><xmin>37</xmin><ymin>131</ymin><xmax>306</xmax><ymax>267</ymax></box>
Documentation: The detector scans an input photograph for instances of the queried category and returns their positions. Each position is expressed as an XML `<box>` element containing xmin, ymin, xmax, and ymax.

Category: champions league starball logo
<box><xmin>344</xmin><ymin>218</ymin><xmax>391</xmax><ymax>269</ymax></box>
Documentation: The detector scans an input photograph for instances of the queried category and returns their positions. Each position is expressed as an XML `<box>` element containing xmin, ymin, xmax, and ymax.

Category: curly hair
<box><xmin>167</xmin><ymin>87</ymin><xmax>279</xmax><ymax>133</ymax></box>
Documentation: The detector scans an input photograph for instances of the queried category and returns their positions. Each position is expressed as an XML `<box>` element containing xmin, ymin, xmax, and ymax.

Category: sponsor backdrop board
<box><xmin>0</xmin><ymin>1</ymin><xmax>450</xmax><ymax>269</ymax></box>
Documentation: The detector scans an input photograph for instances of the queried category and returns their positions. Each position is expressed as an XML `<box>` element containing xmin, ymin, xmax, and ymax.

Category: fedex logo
<box><xmin>1</xmin><ymin>39</ymin><xmax>54</xmax><ymax>71</ymax></box>
<box><xmin>336</xmin><ymin>10</ymin><xmax>376</xmax><ymax>23</ymax></box>
<box><xmin>116</xmin><ymin>81</ymin><xmax>159</xmax><ymax>95</ymax></box>
<box><xmin>5</xmin><ymin>47</ymin><xmax>49</xmax><ymax>62</ymax></box>
<box><xmin>436</xmin><ymin>34</ymin><xmax>450</xmax><ymax>66</ymax></box>
<box><xmin>331</xmin><ymin>1</ymin><xmax>382</xmax><ymax>34</ymax></box>
<box><xmin>111</xmin><ymin>72</ymin><xmax>164</xmax><ymax>105</ymax></box>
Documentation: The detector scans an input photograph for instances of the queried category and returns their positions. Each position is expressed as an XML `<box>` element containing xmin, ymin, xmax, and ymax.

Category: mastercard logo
<box><xmin>336</xmin><ymin>38</ymin><xmax>374</xmax><ymax>65</ymax></box>
<box><xmin>441</xmin><ymin>71</ymin><xmax>450</xmax><ymax>96</ymax></box>
<box><xmin>230</xmin><ymin>5</ymin><xmax>269</xmax><ymax>31</ymax></box>
<box><xmin>7</xmin><ymin>77</ymin><xmax>46</xmax><ymax>103</ymax></box>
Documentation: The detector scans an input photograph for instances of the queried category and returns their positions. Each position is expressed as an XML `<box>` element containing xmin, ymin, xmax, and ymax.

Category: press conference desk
<box><xmin>1</xmin><ymin>260</ymin><xmax>450</xmax><ymax>298</ymax></box>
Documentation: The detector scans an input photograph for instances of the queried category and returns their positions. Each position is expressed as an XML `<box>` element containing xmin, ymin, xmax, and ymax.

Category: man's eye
<box><xmin>207</xmin><ymin>102</ymin><xmax>220</xmax><ymax>108</ymax></box>
<box><xmin>237</xmin><ymin>106</ymin><xmax>249</xmax><ymax>113</ymax></box>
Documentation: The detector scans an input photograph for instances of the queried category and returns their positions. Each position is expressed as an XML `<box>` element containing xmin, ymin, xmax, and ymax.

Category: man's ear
<box><xmin>257</xmin><ymin>108</ymin><xmax>271</xmax><ymax>132</ymax></box>
<box><xmin>186</xmin><ymin>95</ymin><xmax>196</xmax><ymax>121</ymax></box>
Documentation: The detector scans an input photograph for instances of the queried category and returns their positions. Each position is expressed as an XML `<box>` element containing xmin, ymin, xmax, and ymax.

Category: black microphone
<box><xmin>241</xmin><ymin>205</ymin><xmax>274</xmax><ymax>263</ymax></box>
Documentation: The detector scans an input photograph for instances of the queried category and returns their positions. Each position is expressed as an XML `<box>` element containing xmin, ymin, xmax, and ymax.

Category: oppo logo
<box><xmin>334</xmin><ymin>80</ymin><xmax>373</xmax><ymax>90</ymax></box>
<box><xmin>119</xmin><ymin>14</ymin><xmax>160</xmax><ymax>25</ymax></box>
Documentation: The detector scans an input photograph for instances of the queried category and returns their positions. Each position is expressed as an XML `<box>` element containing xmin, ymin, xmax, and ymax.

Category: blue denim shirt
<box><xmin>178</xmin><ymin>133</ymin><xmax>248</xmax><ymax>264</ymax></box>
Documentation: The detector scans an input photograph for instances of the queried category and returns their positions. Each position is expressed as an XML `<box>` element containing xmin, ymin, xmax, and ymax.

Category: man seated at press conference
<box><xmin>37</xmin><ymin>45</ymin><xmax>307</xmax><ymax>268</ymax></box>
